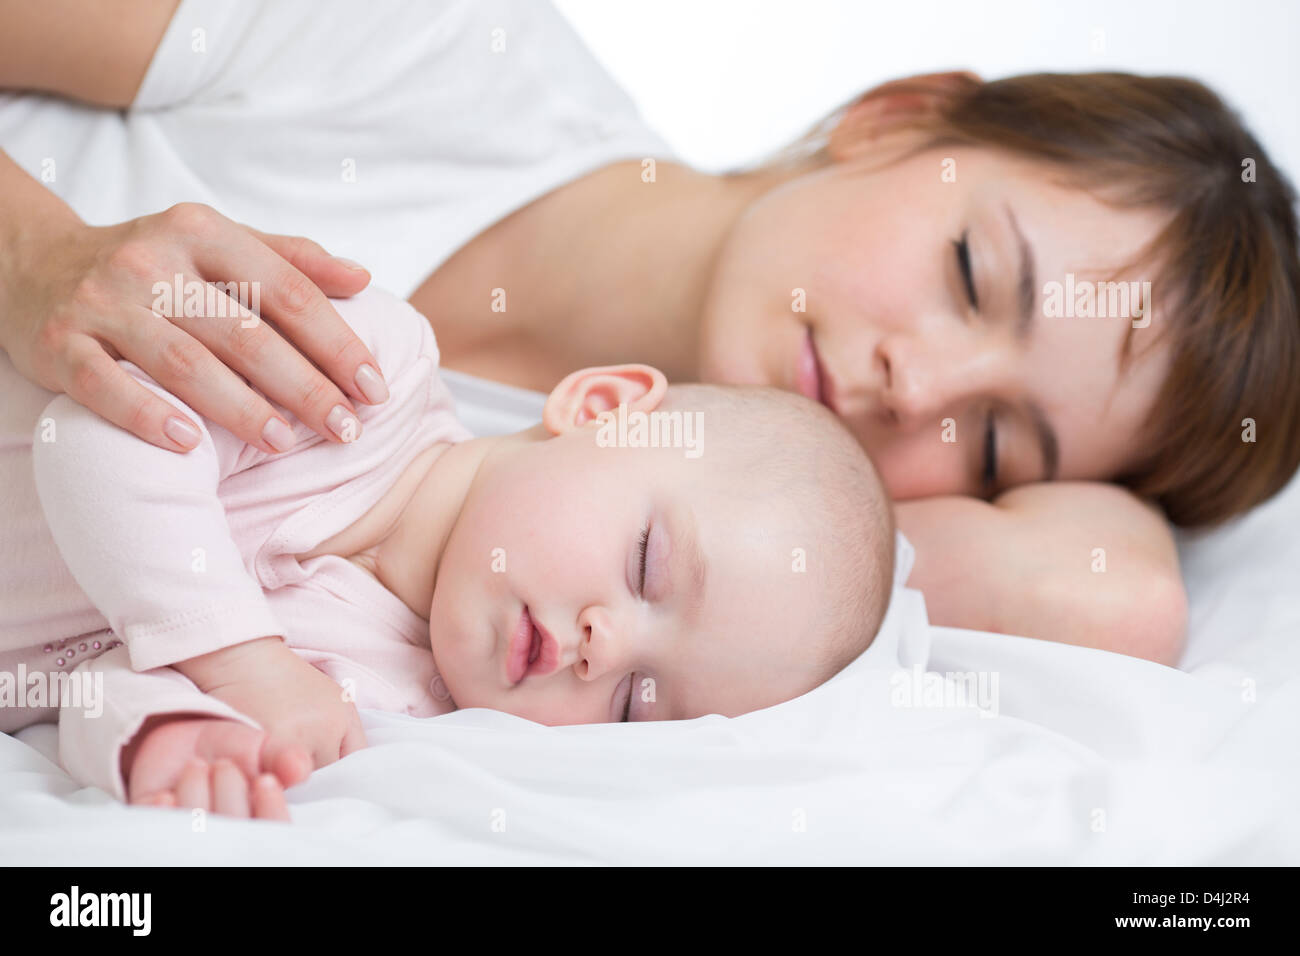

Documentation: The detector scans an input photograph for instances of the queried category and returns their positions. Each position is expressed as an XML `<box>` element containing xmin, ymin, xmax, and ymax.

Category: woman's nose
<box><xmin>876</xmin><ymin>333</ymin><xmax>1008</xmax><ymax>426</ymax></box>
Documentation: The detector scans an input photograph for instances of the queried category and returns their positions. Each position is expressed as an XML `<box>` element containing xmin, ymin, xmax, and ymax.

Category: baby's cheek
<box><xmin>527</xmin><ymin>687</ymin><xmax>608</xmax><ymax>727</ymax></box>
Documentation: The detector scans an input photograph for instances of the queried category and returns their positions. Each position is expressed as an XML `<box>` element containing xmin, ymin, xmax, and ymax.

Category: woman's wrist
<box><xmin>0</xmin><ymin>149</ymin><xmax>86</xmax><ymax>330</ymax></box>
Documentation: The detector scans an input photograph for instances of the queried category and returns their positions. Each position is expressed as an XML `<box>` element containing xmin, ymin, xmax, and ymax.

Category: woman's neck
<box><xmin>409</xmin><ymin>159</ymin><xmax>798</xmax><ymax>391</ymax></box>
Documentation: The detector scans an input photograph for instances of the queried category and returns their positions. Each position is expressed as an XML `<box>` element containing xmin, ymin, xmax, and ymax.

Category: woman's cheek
<box><xmin>872</xmin><ymin>440</ymin><xmax>966</xmax><ymax>500</ymax></box>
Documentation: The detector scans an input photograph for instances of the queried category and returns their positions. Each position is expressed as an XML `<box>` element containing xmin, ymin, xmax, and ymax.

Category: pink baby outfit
<box><xmin>0</xmin><ymin>287</ymin><xmax>467</xmax><ymax>799</ymax></box>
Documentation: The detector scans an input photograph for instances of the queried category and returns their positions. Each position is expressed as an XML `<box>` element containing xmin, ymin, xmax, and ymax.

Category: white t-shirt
<box><xmin>0</xmin><ymin>0</ymin><xmax>673</xmax><ymax>303</ymax></box>
<box><xmin>0</xmin><ymin>0</ymin><xmax>916</xmax><ymax>590</ymax></box>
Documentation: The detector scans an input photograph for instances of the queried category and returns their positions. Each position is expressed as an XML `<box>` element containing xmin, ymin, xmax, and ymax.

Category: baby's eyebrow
<box><xmin>672</xmin><ymin>504</ymin><xmax>708</xmax><ymax>621</ymax></box>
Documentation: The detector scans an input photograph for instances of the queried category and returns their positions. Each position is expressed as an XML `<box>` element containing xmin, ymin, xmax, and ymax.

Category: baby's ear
<box><xmin>543</xmin><ymin>365</ymin><xmax>668</xmax><ymax>435</ymax></box>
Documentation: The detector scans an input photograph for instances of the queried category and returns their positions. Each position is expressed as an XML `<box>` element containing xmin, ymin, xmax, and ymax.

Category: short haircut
<box><xmin>762</xmin><ymin>72</ymin><xmax>1300</xmax><ymax>526</ymax></box>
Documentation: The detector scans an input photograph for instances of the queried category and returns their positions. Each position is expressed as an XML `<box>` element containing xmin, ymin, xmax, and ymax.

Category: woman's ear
<box><xmin>542</xmin><ymin>364</ymin><xmax>669</xmax><ymax>435</ymax></box>
<box><xmin>827</xmin><ymin>71</ymin><xmax>981</xmax><ymax>162</ymax></box>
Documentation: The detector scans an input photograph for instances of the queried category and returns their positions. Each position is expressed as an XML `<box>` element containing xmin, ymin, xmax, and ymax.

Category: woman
<box><xmin>2</xmin><ymin>0</ymin><xmax>1296</xmax><ymax>663</ymax></box>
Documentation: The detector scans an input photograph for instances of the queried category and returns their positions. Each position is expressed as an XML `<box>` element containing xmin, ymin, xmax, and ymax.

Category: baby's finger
<box><xmin>175</xmin><ymin>758</ymin><xmax>212</xmax><ymax>813</ymax></box>
<box><xmin>250</xmin><ymin>774</ymin><xmax>291</xmax><ymax>823</ymax></box>
<box><xmin>211</xmin><ymin>758</ymin><xmax>251</xmax><ymax>819</ymax></box>
<box><xmin>130</xmin><ymin>790</ymin><xmax>177</xmax><ymax>809</ymax></box>
<box><xmin>340</xmin><ymin>719</ymin><xmax>368</xmax><ymax>758</ymax></box>
<box><xmin>310</xmin><ymin>739</ymin><xmax>340</xmax><ymax>770</ymax></box>
<box><xmin>262</xmin><ymin>741</ymin><xmax>313</xmax><ymax>788</ymax></box>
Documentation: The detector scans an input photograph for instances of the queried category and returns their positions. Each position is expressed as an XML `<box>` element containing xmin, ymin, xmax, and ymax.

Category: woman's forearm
<box><xmin>896</xmin><ymin>482</ymin><xmax>1188</xmax><ymax>665</ymax></box>
<box><xmin>0</xmin><ymin>0</ymin><xmax>177</xmax><ymax>107</ymax></box>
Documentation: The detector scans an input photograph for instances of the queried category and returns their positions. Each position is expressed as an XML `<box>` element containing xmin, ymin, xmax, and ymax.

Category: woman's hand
<box><xmin>0</xmin><ymin>189</ymin><xmax>389</xmax><ymax>453</ymax></box>
<box><xmin>175</xmin><ymin>637</ymin><xmax>368</xmax><ymax>775</ymax></box>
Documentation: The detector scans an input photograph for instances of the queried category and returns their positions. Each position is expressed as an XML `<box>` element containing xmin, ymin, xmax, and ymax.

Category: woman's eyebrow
<box><xmin>1005</xmin><ymin>203</ymin><xmax>1037</xmax><ymax>340</ymax></box>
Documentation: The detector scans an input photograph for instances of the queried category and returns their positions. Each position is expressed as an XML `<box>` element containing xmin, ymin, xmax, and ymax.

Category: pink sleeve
<box><xmin>30</xmin><ymin>367</ymin><xmax>282</xmax><ymax>671</ymax></box>
<box><xmin>58</xmin><ymin>646</ymin><xmax>261</xmax><ymax>802</ymax></box>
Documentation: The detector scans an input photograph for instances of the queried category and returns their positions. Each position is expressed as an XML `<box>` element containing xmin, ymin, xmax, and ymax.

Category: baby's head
<box><xmin>428</xmin><ymin>364</ymin><xmax>894</xmax><ymax>723</ymax></box>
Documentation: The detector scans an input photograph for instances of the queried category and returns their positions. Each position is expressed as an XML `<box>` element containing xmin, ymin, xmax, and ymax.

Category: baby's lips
<box><xmin>507</xmin><ymin>605</ymin><xmax>535</xmax><ymax>685</ymax></box>
<box><xmin>529</xmin><ymin>615</ymin><xmax>560</xmax><ymax>678</ymax></box>
<box><xmin>507</xmin><ymin>606</ymin><xmax>561</xmax><ymax>684</ymax></box>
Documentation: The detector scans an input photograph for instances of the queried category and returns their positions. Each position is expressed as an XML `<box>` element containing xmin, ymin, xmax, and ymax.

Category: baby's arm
<box><xmin>58</xmin><ymin>635</ymin><xmax>363</xmax><ymax>804</ymax></box>
<box><xmin>31</xmin><ymin>375</ymin><xmax>283</xmax><ymax>672</ymax></box>
<box><xmin>58</xmin><ymin>644</ymin><xmax>298</xmax><ymax>818</ymax></box>
<box><xmin>35</xmin><ymin>367</ymin><xmax>369</xmax><ymax>773</ymax></box>
<box><xmin>118</xmin><ymin>635</ymin><xmax>367</xmax><ymax>817</ymax></box>
<box><xmin>174</xmin><ymin>636</ymin><xmax>367</xmax><ymax>773</ymax></box>
<box><xmin>56</xmin><ymin>644</ymin><xmax>283</xmax><ymax>803</ymax></box>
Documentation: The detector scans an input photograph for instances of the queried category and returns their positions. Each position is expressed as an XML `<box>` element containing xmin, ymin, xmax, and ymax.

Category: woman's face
<box><xmin>696</xmin><ymin>143</ymin><xmax>1173</xmax><ymax>500</ymax></box>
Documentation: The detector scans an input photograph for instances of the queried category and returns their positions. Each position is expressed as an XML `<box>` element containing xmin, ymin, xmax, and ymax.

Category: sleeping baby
<box><xmin>0</xmin><ymin>287</ymin><xmax>894</xmax><ymax>820</ymax></box>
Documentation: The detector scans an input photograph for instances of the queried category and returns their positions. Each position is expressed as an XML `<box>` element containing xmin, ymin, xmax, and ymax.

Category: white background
<box><xmin>555</xmin><ymin>0</ymin><xmax>1300</xmax><ymax>181</ymax></box>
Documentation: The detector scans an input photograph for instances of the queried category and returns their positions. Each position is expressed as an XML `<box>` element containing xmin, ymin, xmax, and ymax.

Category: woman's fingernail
<box><xmin>335</xmin><ymin>257</ymin><xmax>367</xmax><ymax>272</ymax></box>
<box><xmin>164</xmin><ymin>416</ymin><xmax>201</xmax><ymax>448</ymax></box>
<box><xmin>262</xmin><ymin>417</ymin><xmax>296</xmax><ymax>453</ymax></box>
<box><xmin>354</xmin><ymin>363</ymin><xmax>390</xmax><ymax>404</ymax></box>
<box><xmin>326</xmin><ymin>404</ymin><xmax>361</xmax><ymax>443</ymax></box>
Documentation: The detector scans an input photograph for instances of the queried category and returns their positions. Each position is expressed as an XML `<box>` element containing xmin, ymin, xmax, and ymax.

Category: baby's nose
<box><xmin>574</xmin><ymin>605</ymin><xmax>622</xmax><ymax>681</ymax></box>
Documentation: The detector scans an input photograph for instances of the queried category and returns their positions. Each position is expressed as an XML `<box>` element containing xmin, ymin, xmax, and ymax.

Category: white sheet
<box><xmin>4</xmin><ymin>477</ymin><xmax>1297</xmax><ymax>864</ymax></box>
<box><xmin>2</xmin><ymin>0</ymin><xmax>1297</xmax><ymax>864</ymax></box>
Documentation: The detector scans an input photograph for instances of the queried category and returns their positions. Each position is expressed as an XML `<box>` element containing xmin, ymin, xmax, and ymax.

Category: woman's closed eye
<box><xmin>981</xmin><ymin>408</ymin><xmax>999</xmax><ymax>497</ymax></box>
<box><xmin>953</xmin><ymin>229</ymin><xmax>979</xmax><ymax>311</ymax></box>
<box><xmin>950</xmin><ymin>231</ymin><xmax>998</xmax><ymax>493</ymax></box>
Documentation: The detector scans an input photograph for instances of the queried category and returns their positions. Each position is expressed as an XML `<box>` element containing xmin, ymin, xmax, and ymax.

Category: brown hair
<box><xmin>776</xmin><ymin>72</ymin><xmax>1300</xmax><ymax>527</ymax></box>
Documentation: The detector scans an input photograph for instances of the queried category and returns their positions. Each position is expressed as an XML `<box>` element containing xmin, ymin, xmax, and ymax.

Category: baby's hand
<box><xmin>175</xmin><ymin>636</ymin><xmax>368</xmax><ymax>778</ymax></box>
<box><xmin>123</xmin><ymin>716</ymin><xmax>291</xmax><ymax>821</ymax></box>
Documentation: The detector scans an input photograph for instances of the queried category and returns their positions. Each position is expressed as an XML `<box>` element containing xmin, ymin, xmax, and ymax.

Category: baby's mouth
<box><xmin>506</xmin><ymin>605</ymin><xmax>558</xmax><ymax>685</ymax></box>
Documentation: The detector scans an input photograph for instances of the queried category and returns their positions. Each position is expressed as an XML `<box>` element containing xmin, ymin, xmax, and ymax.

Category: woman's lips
<box><xmin>796</xmin><ymin>326</ymin><xmax>836</xmax><ymax>413</ymax></box>
<box><xmin>506</xmin><ymin>605</ymin><xmax>559</xmax><ymax>685</ymax></box>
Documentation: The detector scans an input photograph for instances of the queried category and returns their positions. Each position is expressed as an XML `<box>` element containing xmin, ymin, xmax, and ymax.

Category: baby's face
<box><xmin>427</xmin><ymin>403</ymin><xmax>838</xmax><ymax>724</ymax></box>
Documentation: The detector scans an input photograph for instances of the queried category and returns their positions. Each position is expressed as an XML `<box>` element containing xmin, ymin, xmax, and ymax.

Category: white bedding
<box><xmin>3</xmin><ymin>472</ymin><xmax>1296</xmax><ymax>865</ymax></box>
<box><xmin>1</xmin><ymin>0</ymin><xmax>1297</xmax><ymax>865</ymax></box>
